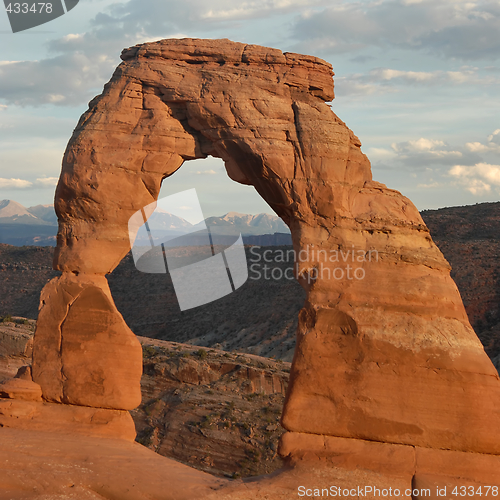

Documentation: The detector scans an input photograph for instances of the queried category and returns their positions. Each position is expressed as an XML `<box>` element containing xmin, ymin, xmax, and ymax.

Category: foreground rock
<box><xmin>1</xmin><ymin>427</ymin><xmax>498</xmax><ymax>500</ymax></box>
<box><xmin>0</xmin><ymin>319</ymin><xmax>289</xmax><ymax>478</ymax></box>
<box><xmin>32</xmin><ymin>274</ymin><xmax>142</xmax><ymax>410</ymax></box>
<box><xmin>0</xmin><ymin>428</ymin><xmax>225</xmax><ymax>500</ymax></box>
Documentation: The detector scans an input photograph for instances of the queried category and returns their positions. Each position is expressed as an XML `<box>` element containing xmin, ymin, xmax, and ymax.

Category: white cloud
<box><xmin>3</xmin><ymin>0</ymin><xmax>496</xmax><ymax>109</ymax></box>
<box><xmin>202</xmin><ymin>1</ymin><xmax>321</xmax><ymax>20</ymax></box>
<box><xmin>489</xmin><ymin>129</ymin><xmax>500</xmax><ymax>143</ymax></box>
<box><xmin>0</xmin><ymin>0</ymin><xmax>334</xmax><ymax>108</ymax></box>
<box><xmin>371</xmin><ymin>133</ymin><xmax>495</xmax><ymax>178</ymax></box>
<box><xmin>292</xmin><ymin>0</ymin><xmax>500</xmax><ymax>60</ymax></box>
<box><xmin>367</xmin><ymin>147</ymin><xmax>395</xmax><ymax>159</ymax></box>
<box><xmin>61</xmin><ymin>34</ymin><xmax>83</xmax><ymax>42</ymax></box>
<box><xmin>196</xmin><ymin>169</ymin><xmax>217</xmax><ymax>175</ymax></box>
<box><xmin>417</xmin><ymin>181</ymin><xmax>440</xmax><ymax>188</ymax></box>
<box><xmin>335</xmin><ymin>67</ymin><xmax>498</xmax><ymax>97</ymax></box>
<box><xmin>0</xmin><ymin>53</ymin><xmax>116</xmax><ymax>106</ymax></box>
<box><xmin>390</xmin><ymin>138</ymin><xmax>467</xmax><ymax>167</ymax></box>
<box><xmin>0</xmin><ymin>177</ymin><xmax>58</xmax><ymax>189</ymax></box>
<box><xmin>0</xmin><ymin>178</ymin><xmax>33</xmax><ymax>189</ymax></box>
<box><xmin>465</xmin><ymin>178</ymin><xmax>492</xmax><ymax>195</ymax></box>
<box><xmin>110</xmin><ymin>0</ymin><xmax>329</xmax><ymax>26</ymax></box>
<box><xmin>374</xmin><ymin>69</ymin><xmax>436</xmax><ymax>82</ymax></box>
<box><xmin>393</xmin><ymin>138</ymin><xmax>447</xmax><ymax>153</ymax></box>
<box><xmin>35</xmin><ymin>177</ymin><xmax>59</xmax><ymax>187</ymax></box>
<box><xmin>47</xmin><ymin>95</ymin><xmax>66</xmax><ymax>103</ymax></box>
<box><xmin>465</xmin><ymin>129</ymin><xmax>500</xmax><ymax>153</ymax></box>
<box><xmin>334</xmin><ymin>77</ymin><xmax>382</xmax><ymax>97</ymax></box>
<box><xmin>465</xmin><ymin>141</ymin><xmax>491</xmax><ymax>153</ymax></box>
<box><xmin>449</xmin><ymin>162</ymin><xmax>500</xmax><ymax>194</ymax></box>
<box><xmin>81</xmin><ymin>0</ymin><xmax>332</xmax><ymax>45</ymax></box>
<box><xmin>371</xmin><ymin>130</ymin><xmax>500</xmax><ymax>197</ymax></box>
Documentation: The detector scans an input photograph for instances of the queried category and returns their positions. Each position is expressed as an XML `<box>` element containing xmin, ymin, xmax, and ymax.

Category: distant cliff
<box><xmin>422</xmin><ymin>202</ymin><xmax>500</xmax><ymax>358</ymax></box>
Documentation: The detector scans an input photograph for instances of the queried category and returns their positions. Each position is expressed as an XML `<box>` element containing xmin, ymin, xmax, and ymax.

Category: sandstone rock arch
<box><xmin>31</xmin><ymin>39</ymin><xmax>500</xmax><ymax>461</ymax></box>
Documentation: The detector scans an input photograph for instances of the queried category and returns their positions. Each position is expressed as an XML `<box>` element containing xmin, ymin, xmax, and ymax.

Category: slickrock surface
<box><xmin>0</xmin><ymin>378</ymin><xmax>42</xmax><ymax>401</ymax></box>
<box><xmin>2</xmin><ymin>327</ymin><xmax>497</xmax><ymax>497</ymax></box>
<box><xmin>1</xmin><ymin>427</ymin><xmax>498</xmax><ymax>500</ymax></box>
<box><xmin>50</xmin><ymin>37</ymin><xmax>500</xmax><ymax>456</ymax></box>
<box><xmin>0</xmin><ymin>428</ymin><xmax>226</xmax><ymax>500</ymax></box>
<box><xmin>0</xmin><ymin>399</ymin><xmax>137</xmax><ymax>441</ymax></box>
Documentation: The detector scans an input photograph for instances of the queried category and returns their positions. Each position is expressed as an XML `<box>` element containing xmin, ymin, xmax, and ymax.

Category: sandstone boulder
<box><xmin>14</xmin><ymin>365</ymin><xmax>32</xmax><ymax>380</ymax></box>
<box><xmin>32</xmin><ymin>274</ymin><xmax>142</xmax><ymax>410</ymax></box>
<box><xmin>0</xmin><ymin>378</ymin><xmax>42</xmax><ymax>402</ymax></box>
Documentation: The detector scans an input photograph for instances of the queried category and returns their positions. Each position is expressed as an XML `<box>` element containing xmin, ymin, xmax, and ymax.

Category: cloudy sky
<box><xmin>1</xmin><ymin>0</ymin><xmax>500</xmax><ymax>218</ymax></box>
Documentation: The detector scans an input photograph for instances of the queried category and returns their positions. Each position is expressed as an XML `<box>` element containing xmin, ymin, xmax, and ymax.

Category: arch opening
<box><xmin>109</xmin><ymin>154</ymin><xmax>302</xmax><ymax>361</ymax></box>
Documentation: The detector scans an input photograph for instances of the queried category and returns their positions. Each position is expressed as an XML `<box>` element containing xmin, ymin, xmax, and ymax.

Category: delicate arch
<box><xmin>31</xmin><ymin>39</ymin><xmax>500</xmax><ymax>456</ymax></box>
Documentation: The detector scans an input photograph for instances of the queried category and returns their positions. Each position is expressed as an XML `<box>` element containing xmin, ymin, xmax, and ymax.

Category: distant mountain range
<box><xmin>0</xmin><ymin>200</ymin><xmax>58</xmax><ymax>246</ymax></box>
<box><xmin>196</xmin><ymin>212</ymin><xmax>290</xmax><ymax>236</ymax></box>
<box><xmin>0</xmin><ymin>200</ymin><xmax>291</xmax><ymax>247</ymax></box>
<box><xmin>0</xmin><ymin>200</ymin><xmax>57</xmax><ymax>226</ymax></box>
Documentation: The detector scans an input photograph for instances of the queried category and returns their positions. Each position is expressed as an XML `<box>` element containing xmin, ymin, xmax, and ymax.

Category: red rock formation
<box><xmin>53</xmin><ymin>39</ymin><xmax>339</xmax><ymax>273</ymax></box>
<box><xmin>2</xmin><ymin>39</ymin><xmax>498</xmax><ymax>492</ymax></box>
<box><xmin>48</xmin><ymin>37</ymin><xmax>500</xmax><ymax>456</ymax></box>
<box><xmin>0</xmin><ymin>378</ymin><xmax>41</xmax><ymax>401</ymax></box>
<box><xmin>32</xmin><ymin>274</ymin><xmax>142</xmax><ymax>410</ymax></box>
<box><xmin>0</xmin><ymin>399</ymin><xmax>136</xmax><ymax>441</ymax></box>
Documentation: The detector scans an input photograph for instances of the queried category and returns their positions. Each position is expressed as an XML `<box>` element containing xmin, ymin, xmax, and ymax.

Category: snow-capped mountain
<box><xmin>0</xmin><ymin>200</ymin><xmax>290</xmax><ymax>246</ymax></box>
<box><xmin>192</xmin><ymin>212</ymin><xmax>290</xmax><ymax>236</ymax></box>
<box><xmin>0</xmin><ymin>200</ymin><xmax>57</xmax><ymax>246</ymax></box>
<box><xmin>0</xmin><ymin>200</ymin><xmax>44</xmax><ymax>224</ymax></box>
<box><xmin>146</xmin><ymin>210</ymin><xmax>194</xmax><ymax>233</ymax></box>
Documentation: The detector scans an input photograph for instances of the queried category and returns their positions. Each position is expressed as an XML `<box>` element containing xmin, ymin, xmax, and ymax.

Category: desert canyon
<box><xmin>0</xmin><ymin>38</ymin><xmax>499</xmax><ymax>499</ymax></box>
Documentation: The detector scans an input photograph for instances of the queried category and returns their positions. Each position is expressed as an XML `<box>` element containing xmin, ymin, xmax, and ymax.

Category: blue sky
<box><xmin>1</xmin><ymin>0</ymin><xmax>500</xmax><ymax>217</ymax></box>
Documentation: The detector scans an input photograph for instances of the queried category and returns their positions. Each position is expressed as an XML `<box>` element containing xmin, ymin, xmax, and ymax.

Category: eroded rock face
<box><xmin>37</xmin><ymin>38</ymin><xmax>500</xmax><ymax>454</ymax></box>
<box><xmin>32</xmin><ymin>274</ymin><xmax>142</xmax><ymax>410</ymax></box>
<box><xmin>53</xmin><ymin>38</ymin><xmax>356</xmax><ymax>273</ymax></box>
